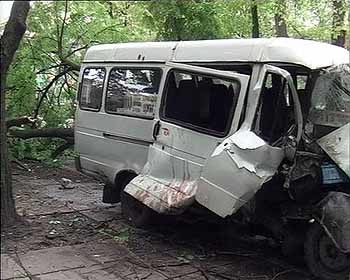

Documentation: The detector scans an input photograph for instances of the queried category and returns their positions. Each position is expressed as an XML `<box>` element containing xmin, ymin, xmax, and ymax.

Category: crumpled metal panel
<box><xmin>124</xmin><ymin>145</ymin><xmax>201</xmax><ymax>214</ymax></box>
<box><xmin>317</xmin><ymin>123</ymin><xmax>350</xmax><ymax>177</ymax></box>
<box><xmin>196</xmin><ymin>130</ymin><xmax>285</xmax><ymax>218</ymax></box>
<box><xmin>314</xmin><ymin>192</ymin><xmax>350</xmax><ymax>253</ymax></box>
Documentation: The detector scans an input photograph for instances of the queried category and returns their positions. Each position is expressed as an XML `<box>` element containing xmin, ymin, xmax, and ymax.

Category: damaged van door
<box><xmin>123</xmin><ymin>62</ymin><xmax>250</xmax><ymax>219</ymax></box>
<box><xmin>196</xmin><ymin>65</ymin><xmax>303</xmax><ymax>218</ymax></box>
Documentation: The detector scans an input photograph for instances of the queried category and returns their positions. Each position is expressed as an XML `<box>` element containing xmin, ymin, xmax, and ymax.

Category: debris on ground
<box><xmin>0</xmin><ymin>160</ymin><xmax>312</xmax><ymax>280</ymax></box>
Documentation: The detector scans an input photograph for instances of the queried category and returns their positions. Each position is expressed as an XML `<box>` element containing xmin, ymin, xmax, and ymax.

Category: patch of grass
<box><xmin>98</xmin><ymin>227</ymin><xmax>131</xmax><ymax>243</ymax></box>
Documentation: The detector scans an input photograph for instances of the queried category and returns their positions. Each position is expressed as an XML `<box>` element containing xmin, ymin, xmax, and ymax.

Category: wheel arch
<box><xmin>102</xmin><ymin>169</ymin><xmax>138</xmax><ymax>204</ymax></box>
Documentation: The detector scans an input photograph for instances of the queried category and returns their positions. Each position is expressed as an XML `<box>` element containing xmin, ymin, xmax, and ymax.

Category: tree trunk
<box><xmin>251</xmin><ymin>0</ymin><xmax>259</xmax><ymax>38</ymax></box>
<box><xmin>1</xmin><ymin>1</ymin><xmax>30</xmax><ymax>228</ymax></box>
<box><xmin>6</xmin><ymin>116</ymin><xmax>36</xmax><ymax>128</ymax></box>
<box><xmin>9</xmin><ymin>128</ymin><xmax>74</xmax><ymax>159</ymax></box>
<box><xmin>274</xmin><ymin>0</ymin><xmax>288</xmax><ymax>37</ymax></box>
<box><xmin>9</xmin><ymin>127</ymin><xmax>74</xmax><ymax>140</ymax></box>
<box><xmin>331</xmin><ymin>0</ymin><xmax>346</xmax><ymax>47</ymax></box>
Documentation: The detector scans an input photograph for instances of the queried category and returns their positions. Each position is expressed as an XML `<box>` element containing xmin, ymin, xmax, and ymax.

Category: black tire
<box><xmin>281</xmin><ymin>226</ymin><xmax>305</xmax><ymax>259</ymax></box>
<box><xmin>304</xmin><ymin>223</ymin><xmax>350</xmax><ymax>280</ymax></box>
<box><xmin>120</xmin><ymin>174</ymin><xmax>153</xmax><ymax>228</ymax></box>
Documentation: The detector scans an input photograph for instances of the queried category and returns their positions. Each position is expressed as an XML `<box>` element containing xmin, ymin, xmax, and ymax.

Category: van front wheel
<box><xmin>304</xmin><ymin>223</ymin><xmax>350</xmax><ymax>280</ymax></box>
<box><xmin>121</xmin><ymin>190</ymin><xmax>153</xmax><ymax>228</ymax></box>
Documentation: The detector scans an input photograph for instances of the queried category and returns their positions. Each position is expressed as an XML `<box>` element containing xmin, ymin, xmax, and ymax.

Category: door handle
<box><xmin>153</xmin><ymin>120</ymin><xmax>161</xmax><ymax>140</ymax></box>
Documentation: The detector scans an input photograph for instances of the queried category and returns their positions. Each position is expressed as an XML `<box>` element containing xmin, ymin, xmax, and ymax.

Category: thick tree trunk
<box><xmin>251</xmin><ymin>1</ymin><xmax>259</xmax><ymax>38</ymax></box>
<box><xmin>6</xmin><ymin>116</ymin><xmax>35</xmax><ymax>128</ymax></box>
<box><xmin>274</xmin><ymin>0</ymin><xmax>288</xmax><ymax>37</ymax></box>
<box><xmin>9</xmin><ymin>128</ymin><xmax>74</xmax><ymax>159</ymax></box>
<box><xmin>331</xmin><ymin>0</ymin><xmax>346</xmax><ymax>47</ymax></box>
<box><xmin>9</xmin><ymin>128</ymin><xmax>74</xmax><ymax>140</ymax></box>
<box><xmin>1</xmin><ymin>1</ymin><xmax>30</xmax><ymax>228</ymax></box>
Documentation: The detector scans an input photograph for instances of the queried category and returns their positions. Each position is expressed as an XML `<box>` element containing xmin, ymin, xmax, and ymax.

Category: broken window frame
<box><xmin>252</xmin><ymin>65</ymin><xmax>303</xmax><ymax>145</ymax></box>
<box><xmin>253</xmin><ymin>72</ymin><xmax>295</xmax><ymax>144</ymax></box>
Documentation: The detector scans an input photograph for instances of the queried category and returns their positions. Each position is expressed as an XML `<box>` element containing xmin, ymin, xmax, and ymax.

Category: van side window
<box><xmin>105</xmin><ymin>68</ymin><xmax>161</xmax><ymax>119</ymax></box>
<box><xmin>79</xmin><ymin>68</ymin><xmax>105</xmax><ymax>111</ymax></box>
<box><xmin>162</xmin><ymin>70</ymin><xmax>241</xmax><ymax>136</ymax></box>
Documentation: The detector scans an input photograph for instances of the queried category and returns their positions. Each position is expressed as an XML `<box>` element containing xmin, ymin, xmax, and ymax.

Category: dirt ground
<box><xmin>1</xmin><ymin>160</ymin><xmax>315</xmax><ymax>280</ymax></box>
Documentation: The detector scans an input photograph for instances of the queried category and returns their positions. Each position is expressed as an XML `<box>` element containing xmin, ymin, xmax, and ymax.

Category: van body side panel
<box><xmin>75</xmin><ymin>63</ymin><xmax>164</xmax><ymax>184</ymax></box>
<box><xmin>75</xmin><ymin>110</ymin><xmax>153</xmax><ymax>183</ymax></box>
<box><xmin>124</xmin><ymin>64</ymin><xmax>250</xmax><ymax>214</ymax></box>
<box><xmin>125</xmin><ymin>145</ymin><xmax>202</xmax><ymax>214</ymax></box>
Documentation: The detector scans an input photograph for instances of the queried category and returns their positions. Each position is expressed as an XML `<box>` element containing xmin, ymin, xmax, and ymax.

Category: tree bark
<box><xmin>274</xmin><ymin>0</ymin><xmax>288</xmax><ymax>37</ymax></box>
<box><xmin>331</xmin><ymin>0</ymin><xmax>346</xmax><ymax>47</ymax></box>
<box><xmin>6</xmin><ymin>116</ymin><xmax>36</xmax><ymax>128</ymax></box>
<box><xmin>1</xmin><ymin>0</ymin><xmax>30</xmax><ymax>228</ymax></box>
<box><xmin>9</xmin><ymin>128</ymin><xmax>74</xmax><ymax>140</ymax></box>
<box><xmin>251</xmin><ymin>0</ymin><xmax>259</xmax><ymax>38</ymax></box>
<box><xmin>9</xmin><ymin>128</ymin><xmax>74</xmax><ymax>159</ymax></box>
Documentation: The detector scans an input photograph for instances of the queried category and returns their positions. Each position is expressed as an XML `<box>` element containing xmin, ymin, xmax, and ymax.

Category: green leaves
<box><xmin>6</xmin><ymin>0</ymin><xmax>347</xmax><ymax>163</ymax></box>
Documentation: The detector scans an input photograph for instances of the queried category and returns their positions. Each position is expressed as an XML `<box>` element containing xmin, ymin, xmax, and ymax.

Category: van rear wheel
<box><xmin>120</xmin><ymin>173</ymin><xmax>153</xmax><ymax>228</ymax></box>
<box><xmin>304</xmin><ymin>223</ymin><xmax>350</xmax><ymax>280</ymax></box>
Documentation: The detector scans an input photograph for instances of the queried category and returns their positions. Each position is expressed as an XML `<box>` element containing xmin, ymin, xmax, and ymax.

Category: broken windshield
<box><xmin>309</xmin><ymin>64</ymin><xmax>350</xmax><ymax>127</ymax></box>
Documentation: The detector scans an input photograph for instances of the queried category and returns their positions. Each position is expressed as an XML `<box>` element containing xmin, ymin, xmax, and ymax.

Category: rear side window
<box><xmin>162</xmin><ymin>70</ymin><xmax>241</xmax><ymax>136</ymax></box>
<box><xmin>79</xmin><ymin>68</ymin><xmax>105</xmax><ymax>111</ymax></box>
<box><xmin>105</xmin><ymin>68</ymin><xmax>162</xmax><ymax>119</ymax></box>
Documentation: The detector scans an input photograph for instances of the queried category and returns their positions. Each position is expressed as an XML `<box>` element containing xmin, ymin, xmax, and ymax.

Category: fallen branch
<box><xmin>6</xmin><ymin>116</ymin><xmax>36</xmax><ymax>128</ymax></box>
<box><xmin>11</xmin><ymin>159</ymin><xmax>31</xmax><ymax>172</ymax></box>
<box><xmin>33</xmin><ymin>67</ymin><xmax>74</xmax><ymax>121</ymax></box>
<box><xmin>9</xmin><ymin>127</ymin><xmax>74</xmax><ymax>141</ymax></box>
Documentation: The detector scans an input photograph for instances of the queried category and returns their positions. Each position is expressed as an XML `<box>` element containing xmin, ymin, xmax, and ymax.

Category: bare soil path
<box><xmin>1</xmin><ymin>161</ymin><xmax>313</xmax><ymax>280</ymax></box>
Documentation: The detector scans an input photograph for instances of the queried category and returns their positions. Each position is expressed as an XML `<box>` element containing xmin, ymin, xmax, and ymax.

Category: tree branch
<box><xmin>9</xmin><ymin>127</ymin><xmax>74</xmax><ymax>140</ymax></box>
<box><xmin>6</xmin><ymin>116</ymin><xmax>36</xmax><ymax>128</ymax></box>
<box><xmin>33</xmin><ymin>66</ymin><xmax>74</xmax><ymax>120</ymax></box>
<box><xmin>56</xmin><ymin>0</ymin><xmax>80</xmax><ymax>71</ymax></box>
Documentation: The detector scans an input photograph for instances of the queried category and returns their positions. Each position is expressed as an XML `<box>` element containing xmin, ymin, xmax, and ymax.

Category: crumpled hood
<box><xmin>317</xmin><ymin>123</ymin><xmax>350</xmax><ymax>177</ymax></box>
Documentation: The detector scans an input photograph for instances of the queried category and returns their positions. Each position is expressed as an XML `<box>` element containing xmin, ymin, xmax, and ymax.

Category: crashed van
<box><xmin>75</xmin><ymin>38</ymin><xmax>350</xmax><ymax>280</ymax></box>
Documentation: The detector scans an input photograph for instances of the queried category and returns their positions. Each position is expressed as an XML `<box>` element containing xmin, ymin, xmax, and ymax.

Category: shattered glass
<box><xmin>309</xmin><ymin>64</ymin><xmax>350</xmax><ymax>127</ymax></box>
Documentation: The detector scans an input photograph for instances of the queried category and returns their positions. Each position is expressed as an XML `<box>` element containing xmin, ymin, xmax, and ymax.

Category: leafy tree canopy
<box><xmin>4</xmin><ymin>0</ymin><xmax>349</xmax><ymax>162</ymax></box>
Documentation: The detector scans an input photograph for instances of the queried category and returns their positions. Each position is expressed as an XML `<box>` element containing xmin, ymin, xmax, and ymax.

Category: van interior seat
<box><xmin>177</xmin><ymin>79</ymin><xmax>197</xmax><ymax>123</ymax></box>
<box><xmin>197</xmin><ymin>79</ymin><xmax>212</xmax><ymax>127</ymax></box>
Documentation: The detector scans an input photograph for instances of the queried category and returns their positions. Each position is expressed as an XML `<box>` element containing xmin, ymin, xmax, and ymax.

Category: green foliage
<box><xmin>144</xmin><ymin>0</ymin><xmax>225</xmax><ymax>40</ymax></box>
<box><xmin>5</xmin><ymin>0</ymin><xmax>348</xmax><ymax>163</ymax></box>
<box><xmin>9</xmin><ymin>138</ymin><xmax>66</xmax><ymax>167</ymax></box>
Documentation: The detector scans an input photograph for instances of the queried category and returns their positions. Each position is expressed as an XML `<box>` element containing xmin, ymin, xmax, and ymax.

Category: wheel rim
<box><xmin>318</xmin><ymin>234</ymin><xmax>350</xmax><ymax>272</ymax></box>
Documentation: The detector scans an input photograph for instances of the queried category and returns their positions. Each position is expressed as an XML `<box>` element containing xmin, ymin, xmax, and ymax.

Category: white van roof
<box><xmin>84</xmin><ymin>38</ymin><xmax>349</xmax><ymax>70</ymax></box>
